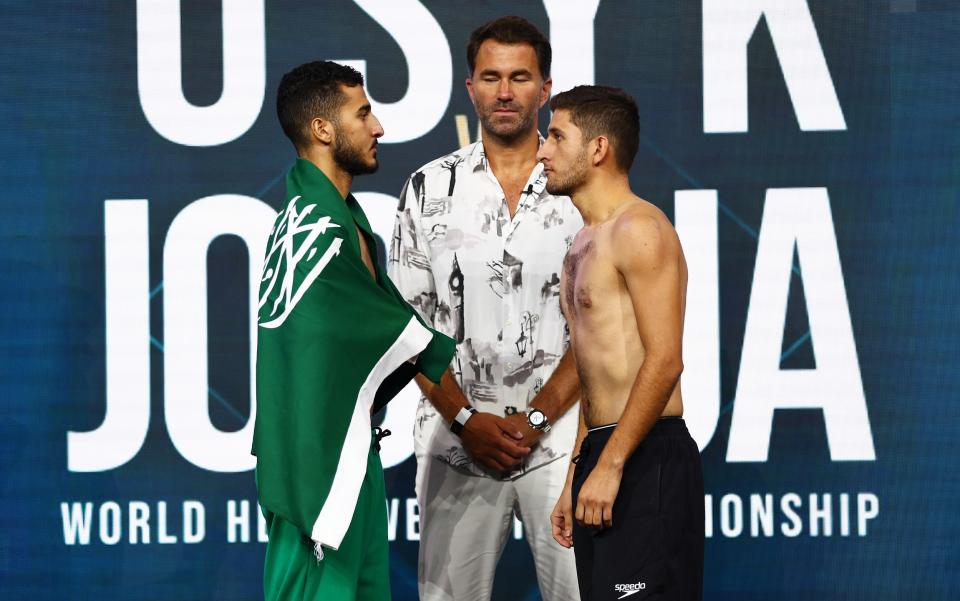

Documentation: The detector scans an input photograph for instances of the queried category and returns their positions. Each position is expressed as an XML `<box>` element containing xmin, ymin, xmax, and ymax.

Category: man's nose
<box><xmin>536</xmin><ymin>139</ymin><xmax>552</xmax><ymax>162</ymax></box>
<box><xmin>371</xmin><ymin>115</ymin><xmax>384</xmax><ymax>138</ymax></box>
<box><xmin>497</xmin><ymin>80</ymin><xmax>513</xmax><ymax>100</ymax></box>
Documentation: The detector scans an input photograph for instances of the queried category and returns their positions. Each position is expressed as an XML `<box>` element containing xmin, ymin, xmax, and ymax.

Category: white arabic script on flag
<box><xmin>258</xmin><ymin>195</ymin><xmax>343</xmax><ymax>329</ymax></box>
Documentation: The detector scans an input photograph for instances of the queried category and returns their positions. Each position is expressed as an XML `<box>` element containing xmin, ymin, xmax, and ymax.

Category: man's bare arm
<box><xmin>551</xmin><ymin>402</ymin><xmax>588</xmax><ymax>547</ymax></box>
<box><xmin>413</xmin><ymin>369</ymin><xmax>469</xmax><ymax>423</ymax></box>
<box><xmin>531</xmin><ymin>349</ymin><xmax>580</xmax><ymax>423</ymax></box>
<box><xmin>574</xmin><ymin>208</ymin><xmax>685</xmax><ymax>528</ymax></box>
<box><xmin>505</xmin><ymin>349</ymin><xmax>580</xmax><ymax>446</ymax></box>
<box><xmin>596</xmin><ymin>209</ymin><xmax>684</xmax><ymax>469</ymax></box>
<box><xmin>415</xmin><ymin>369</ymin><xmax>530</xmax><ymax>471</ymax></box>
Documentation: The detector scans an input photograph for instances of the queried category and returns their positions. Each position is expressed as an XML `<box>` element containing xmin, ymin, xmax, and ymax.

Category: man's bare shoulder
<box><xmin>609</xmin><ymin>198</ymin><xmax>680</xmax><ymax>273</ymax></box>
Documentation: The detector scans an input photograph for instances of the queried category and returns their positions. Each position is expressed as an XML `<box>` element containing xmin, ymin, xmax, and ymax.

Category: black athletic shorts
<box><xmin>571</xmin><ymin>417</ymin><xmax>704</xmax><ymax>600</ymax></box>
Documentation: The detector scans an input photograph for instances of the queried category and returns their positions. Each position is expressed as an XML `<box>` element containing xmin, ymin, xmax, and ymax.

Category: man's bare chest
<box><xmin>562</xmin><ymin>231</ymin><xmax>620</xmax><ymax>316</ymax></box>
<box><xmin>355</xmin><ymin>224</ymin><xmax>377</xmax><ymax>280</ymax></box>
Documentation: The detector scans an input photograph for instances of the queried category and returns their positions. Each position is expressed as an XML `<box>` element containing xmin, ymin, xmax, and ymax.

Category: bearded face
<box><xmin>468</xmin><ymin>41</ymin><xmax>548</xmax><ymax>143</ymax></box>
<box><xmin>543</xmin><ymin>142</ymin><xmax>589</xmax><ymax>197</ymax></box>
<box><xmin>332</xmin><ymin>123</ymin><xmax>379</xmax><ymax>176</ymax></box>
<box><xmin>326</xmin><ymin>84</ymin><xmax>383</xmax><ymax>177</ymax></box>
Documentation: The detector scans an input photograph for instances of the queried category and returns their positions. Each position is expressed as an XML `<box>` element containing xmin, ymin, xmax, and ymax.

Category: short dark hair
<box><xmin>276</xmin><ymin>61</ymin><xmax>364</xmax><ymax>148</ymax></box>
<box><xmin>467</xmin><ymin>16</ymin><xmax>551</xmax><ymax>79</ymax></box>
<box><xmin>550</xmin><ymin>85</ymin><xmax>640</xmax><ymax>172</ymax></box>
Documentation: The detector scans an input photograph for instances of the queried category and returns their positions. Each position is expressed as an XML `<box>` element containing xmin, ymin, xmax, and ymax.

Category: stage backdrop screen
<box><xmin>2</xmin><ymin>1</ymin><xmax>958</xmax><ymax>600</ymax></box>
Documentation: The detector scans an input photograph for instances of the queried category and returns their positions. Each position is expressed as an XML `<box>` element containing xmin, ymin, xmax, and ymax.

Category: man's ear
<box><xmin>591</xmin><ymin>135</ymin><xmax>610</xmax><ymax>167</ymax></box>
<box><xmin>465</xmin><ymin>77</ymin><xmax>476</xmax><ymax>106</ymax></box>
<box><xmin>538</xmin><ymin>77</ymin><xmax>553</xmax><ymax>109</ymax></box>
<box><xmin>310</xmin><ymin>117</ymin><xmax>334</xmax><ymax>146</ymax></box>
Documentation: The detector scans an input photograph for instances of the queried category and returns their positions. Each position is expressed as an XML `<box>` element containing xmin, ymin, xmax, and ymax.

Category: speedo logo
<box><xmin>614</xmin><ymin>581</ymin><xmax>646</xmax><ymax>599</ymax></box>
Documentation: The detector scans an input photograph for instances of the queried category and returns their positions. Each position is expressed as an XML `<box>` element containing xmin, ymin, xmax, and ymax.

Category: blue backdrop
<box><xmin>2</xmin><ymin>1</ymin><xmax>958</xmax><ymax>599</ymax></box>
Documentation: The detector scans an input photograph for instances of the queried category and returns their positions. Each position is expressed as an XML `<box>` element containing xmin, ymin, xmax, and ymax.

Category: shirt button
<box><xmin>505</xmin><ymin>320</ymin><xmax>512</xmax><ymax>327</ymax></box>
<box><xmin>506</xmin><ymin>363</ymin><xmax>513</xmax><ymax>370</ymax></box>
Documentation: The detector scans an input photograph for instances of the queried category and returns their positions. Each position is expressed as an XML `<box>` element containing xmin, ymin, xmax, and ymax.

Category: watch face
<box><xmin>529</xmin><ymin>410</ymin><xmax>545</xmax><ymax>427</ymax></box>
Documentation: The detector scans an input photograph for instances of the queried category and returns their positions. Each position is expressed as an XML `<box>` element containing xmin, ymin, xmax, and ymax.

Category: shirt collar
<box><xmin>468</xmin><ymin>136</ymin><xmax>550</xmax><ymax>196</ymax></box>
<box><xmin>467</xmin><ymin>140</ymin><xmax>487</xmax><ymax>172</ymax></box>
<box><xmin>528</xmin><ymin>159</ymin><xmax>548</xmax><ymax>198</ymax></box>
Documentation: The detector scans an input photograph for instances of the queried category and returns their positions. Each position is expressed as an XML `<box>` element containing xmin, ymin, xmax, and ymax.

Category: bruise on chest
<box><xmin>563</xmin><ymin>239</ymin><xmax>595</xmax><ymax>311</ymax></box>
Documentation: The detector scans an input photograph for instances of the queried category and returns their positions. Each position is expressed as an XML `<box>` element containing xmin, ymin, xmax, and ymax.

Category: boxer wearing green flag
<box><xmin>253</xmin><ymin>61</ymin><xmax>455</xmax><ymax>601</ymax></box>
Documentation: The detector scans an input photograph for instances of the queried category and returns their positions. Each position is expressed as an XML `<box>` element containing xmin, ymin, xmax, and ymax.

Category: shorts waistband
<box><xmin>585</xmin><ymin>416</ymin><xmax>688</xmax><ymax>440</ymax></box>
<box><xmin>586</xmin><ymin>423</ymin><xmax>617</xmax><ymax>434</ymax></box>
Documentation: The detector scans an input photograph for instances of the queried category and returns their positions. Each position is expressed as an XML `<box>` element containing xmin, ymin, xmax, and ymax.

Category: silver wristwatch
<box><xmin>526</xmin><ymin>408</ymin><xmax>551</xmax><ymax>432</ymax></box>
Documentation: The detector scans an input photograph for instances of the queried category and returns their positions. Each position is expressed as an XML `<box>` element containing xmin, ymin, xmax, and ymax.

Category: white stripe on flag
<box><xmin>311</xmin><ymin>316</ymin><xmax>432</xmax><ymax>552</ymax></box>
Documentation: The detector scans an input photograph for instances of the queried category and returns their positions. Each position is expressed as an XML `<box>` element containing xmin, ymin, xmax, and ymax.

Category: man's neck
<box><xmin>482</xmin><ymin>127</ymin><xmax>541</xmax><ymax>180</ymax></box>
<box><xmin>571</xmin><ymin>172</ymin><xmax>634</xmax><ymax>227</ymax></box>
<box><xmin>299</xmin><ymin>148</ymin><xmax>352</xmax><ymax>199</ymax></box>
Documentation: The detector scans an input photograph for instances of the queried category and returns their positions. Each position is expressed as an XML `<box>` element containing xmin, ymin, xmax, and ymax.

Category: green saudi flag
<box><xmin>253</xmin><ymin>158</ymin><xmax>454</xmax><ymax>554</ymax></box>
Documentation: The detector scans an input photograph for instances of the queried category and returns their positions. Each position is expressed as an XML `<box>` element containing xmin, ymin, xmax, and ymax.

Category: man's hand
<box><xmin>551</xmin><ymin>484</ymin><xmax>575</xmax><ymax>548</ymax></box>
<box><xmin>503</xmin><ymin>412</ymin><xmax>542</xmax><ymax>448</ymax></box>
<box><xmin>460</xmin><ymin>412</ymin><xmax>530</xmax><ymax>471</ymax></box>
<box><xmin>574</xmin><ymin>462</ymin><xmax>623</xmax><ymax>529</ymax></box>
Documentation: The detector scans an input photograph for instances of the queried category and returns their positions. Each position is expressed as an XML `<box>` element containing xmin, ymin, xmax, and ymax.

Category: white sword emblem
<box><xmin>258</xmin><ymin>195</ymin><xmax>343</xmax><ymax>329</ymax></box>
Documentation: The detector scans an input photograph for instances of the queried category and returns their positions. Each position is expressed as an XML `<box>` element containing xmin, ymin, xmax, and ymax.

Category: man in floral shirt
<box><xmin>389</xmin><ymin>16</ymin><xmax>583</xmax><ymax>601</ymax></box>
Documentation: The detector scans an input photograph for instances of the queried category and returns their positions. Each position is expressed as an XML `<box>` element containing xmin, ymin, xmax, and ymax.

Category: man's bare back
<box><xmin>560</xmin><ymin>197</ymin><xmax>687</xmax><ymax>427</ymax></box>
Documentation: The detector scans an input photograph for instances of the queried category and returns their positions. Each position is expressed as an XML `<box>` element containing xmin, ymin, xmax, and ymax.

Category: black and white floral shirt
<box><xmin>389</xmin><ymin>141</ymin><xmax>583</xmax><ymax>478</ymax></box>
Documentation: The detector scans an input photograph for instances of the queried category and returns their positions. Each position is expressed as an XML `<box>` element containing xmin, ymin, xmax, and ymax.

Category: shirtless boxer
<box><xmin>537</xmin><ymin>85</ymin><xmax>704</xmax><ymax>601</ymax></box>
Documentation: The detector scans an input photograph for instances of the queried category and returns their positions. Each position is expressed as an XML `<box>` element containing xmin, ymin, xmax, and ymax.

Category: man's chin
<box><xmin>482</xmin><ymin>118</ymin><xmax>533</xmax><ymax>141</ymax></box>
<box><xmin>344</xmin><ymin>160</ymin><xmax>379</xmax><ymax>177</ymax></box>
<box><xmin>546</xmin><ymin>180</ymin><xmax>574</xmax><ymax>197</ymax></box>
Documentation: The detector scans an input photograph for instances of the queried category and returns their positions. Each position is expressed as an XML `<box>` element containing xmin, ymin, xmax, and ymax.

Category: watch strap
<box><xmin>450</xmin><ymin>406</ymin><xmax>476</xmax><ymax>436</ymax></box>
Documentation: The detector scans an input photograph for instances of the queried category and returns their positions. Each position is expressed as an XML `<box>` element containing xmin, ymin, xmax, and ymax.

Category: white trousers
<box><xmin>415</xmin><ymin>447</ymin><xmax>580</xmax><ymax>601</ymax></box>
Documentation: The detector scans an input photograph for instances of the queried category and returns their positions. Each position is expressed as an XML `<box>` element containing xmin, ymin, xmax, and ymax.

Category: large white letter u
<box><xmin>137</xmin><ymin>0</ymin><xmax>265</xmax><ymax>146</ymax></box>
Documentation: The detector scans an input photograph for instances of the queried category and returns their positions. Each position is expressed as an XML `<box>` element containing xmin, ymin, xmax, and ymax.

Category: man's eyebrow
<box><xmin>357</xmin><ymin>103</ymin><xmax>371</xmax><ymax>113</ymax></box>
<box><xmin>478</xmin><ymin>68</ymin><xmax>534</xmax><ymax>78</ymax></box>
<box><xmin>548</xmin><ymin>126</ymin><xmax>563</xmax><ymax>135</ymax></box>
